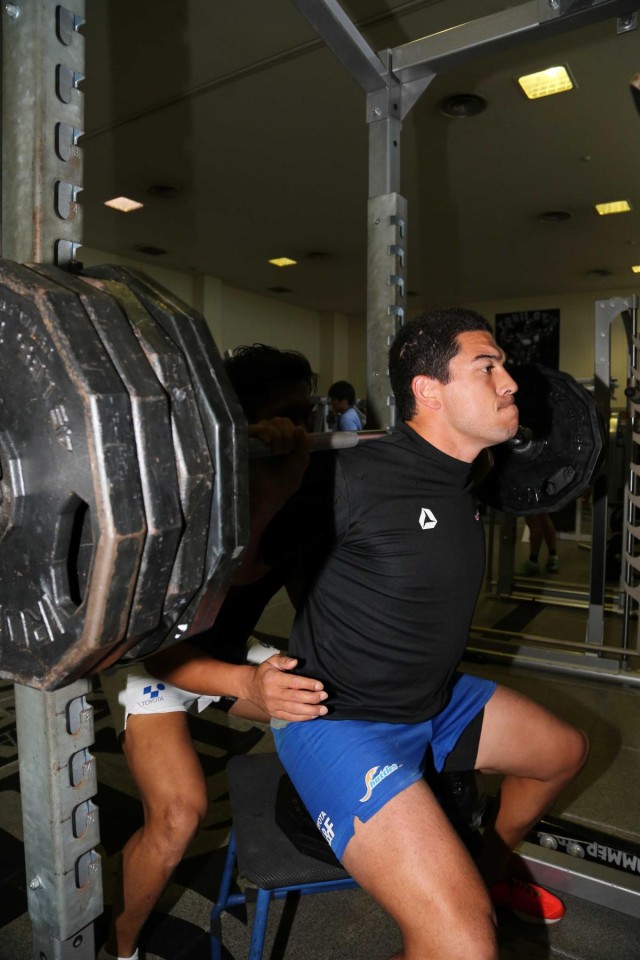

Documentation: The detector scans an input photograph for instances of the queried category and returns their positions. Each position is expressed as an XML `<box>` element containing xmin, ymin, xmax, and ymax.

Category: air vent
<box><xmin>439</xmin><ymin>94</ymin><xmax>487</xmax><ymax>118</ymax></box>
<box><xmin>267</xmin><ymin>286</ymin><xmax>292</xmax><ymax>294</ymax></box>
<box><xmin>537</xmin><ymin>210</ymin><xmax>572</xmax><ymax>223</ymax></box>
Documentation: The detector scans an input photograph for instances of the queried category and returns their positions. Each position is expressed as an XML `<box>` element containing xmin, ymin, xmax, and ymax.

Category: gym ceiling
<box><xmin>81</xmin><ymin>0</ymin><xmax>640</xmax><ymax>316</ymax></box>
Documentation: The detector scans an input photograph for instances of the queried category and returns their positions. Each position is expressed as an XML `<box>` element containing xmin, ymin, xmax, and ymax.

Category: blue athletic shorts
<box><xmin>272</xmin><ymin>671</ymin><xmax>496</xmax><ymax>861</ymax></box>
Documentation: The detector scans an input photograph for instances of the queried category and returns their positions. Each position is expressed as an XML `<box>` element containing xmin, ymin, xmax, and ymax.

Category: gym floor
<box><xmin>2</xmin><ymin>515</ymin><xmax>640</xmax><ymax>960</ymax></box>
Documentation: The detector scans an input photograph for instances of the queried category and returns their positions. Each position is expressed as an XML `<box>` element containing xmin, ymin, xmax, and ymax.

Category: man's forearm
<box><xmin>144</xmin><ymin>640</ymin><xmax>328</xmax><ymax>722</ymax></box>
<box><xmin>145</xmin><ymin>642</ymin><xmax>256</xmax><ymax>700</ymax></box>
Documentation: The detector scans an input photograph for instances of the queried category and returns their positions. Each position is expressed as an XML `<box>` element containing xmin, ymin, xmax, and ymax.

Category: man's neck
<box><xmin>403</xmin><ymin>417</ymin><xmax>481</xmax><ymax>464</ymax></box>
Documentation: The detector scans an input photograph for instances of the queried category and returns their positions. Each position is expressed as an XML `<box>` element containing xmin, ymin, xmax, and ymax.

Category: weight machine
<box><xmin>3</xmin><ymin>1</ymin><xmax>640</xmax><ymax>956</ymax></box>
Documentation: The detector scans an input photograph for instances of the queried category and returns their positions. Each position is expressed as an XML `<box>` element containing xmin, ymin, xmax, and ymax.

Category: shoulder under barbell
<box><xmin>249</xmin><ymin>365</ymin><xmax>604</xmax><ymax>518</ymax></box>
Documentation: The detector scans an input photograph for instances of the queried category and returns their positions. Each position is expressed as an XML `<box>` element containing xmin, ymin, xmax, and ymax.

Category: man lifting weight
<box><xmin>273</xmin><ymin>308</ymin><xmax>589</xmax><ymax>960</ymax></box>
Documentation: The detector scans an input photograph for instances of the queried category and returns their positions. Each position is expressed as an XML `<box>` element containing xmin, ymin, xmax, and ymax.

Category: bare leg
<box><xmin>541</xmin><ymin>513</ymin><xmax>557</xmax><ymax>552</ymax></box>
<box><xmin>341</xmin><ymin>780</ymin><xmax>498</xmax><ymax>960</ymax></box>
<box><xmin>526</xmin><ymin>516</ymin><xmax>544</xmax><ymax>557</ymax></box>
<box><xmin>104</xmin><ymin>713</ymin><xmax>208</xmax><ymax>957</ymax></box>
<box><xmin>474</xmin><ymin>685</ymin><xmax>589</xmax><ymax>886</ymax></box>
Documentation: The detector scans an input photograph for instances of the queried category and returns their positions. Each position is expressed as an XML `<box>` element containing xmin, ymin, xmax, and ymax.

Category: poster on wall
<box><xmin>495</xmin><ymin>309</ymin><xmax>560</xmax><ymax>368</ymax></box>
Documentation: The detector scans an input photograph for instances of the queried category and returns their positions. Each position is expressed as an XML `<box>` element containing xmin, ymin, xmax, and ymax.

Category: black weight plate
<box><xmin>0</xmin><ymin>260</ymin><xmax>145</xmax><ymax>689</ymax></box>
<box><xmin>92</xmin><ymin>279</ymin><xmax>214</xmax><ymax>642</ymax></box>
<box><xmin>86</xmin><ymin>266</ymin><xmax>248</xmax><ymax>659</ymax></box>
<box><xmin>28</xmin><ymin>265</ymin><xmax>184</xmax><ymax>651</ymax></box>
<box><xmin>476</xmin><ymin>364</ymin><xmax>605</xmax><ymax>516</ymax></box>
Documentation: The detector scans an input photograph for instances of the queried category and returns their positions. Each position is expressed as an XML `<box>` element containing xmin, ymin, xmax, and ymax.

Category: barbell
<box><xmin>0</xmin><ymin>260</ymin><xmax>604</xmax><ymax>690</ymax></box>
<box><xmin>251</xmin><ymin>367</ymin><xmax>605</xmax><ymax>518</ymax></box>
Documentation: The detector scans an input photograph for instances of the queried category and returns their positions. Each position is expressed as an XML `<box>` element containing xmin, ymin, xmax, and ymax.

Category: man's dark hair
<box><xmin>223</xmin><ymin>343</ymin><xmax>316</xmax><ymax>422</ymax></box>
<box><xmin>328</xmin><ymin>380</ymin><xmax>356</xmax><ymax>406</ymax></box>
<box><xmin>389</xmin><ymin>308</ymin><xmax>493</xmax><ymax>421</ymax></box>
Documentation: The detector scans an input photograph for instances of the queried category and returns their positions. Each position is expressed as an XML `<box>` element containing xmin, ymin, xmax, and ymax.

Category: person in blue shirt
<box><xmin>328</xmin><ymin>379</ymin><xmax>363</xmax><ymax>431</ymax></box>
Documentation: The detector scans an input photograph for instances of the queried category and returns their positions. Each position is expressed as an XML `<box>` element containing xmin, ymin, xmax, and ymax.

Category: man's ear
<box><xmin>412</xmin><ymin>375</ymin><xmax>442</xmax><ymax>411</ymax></box>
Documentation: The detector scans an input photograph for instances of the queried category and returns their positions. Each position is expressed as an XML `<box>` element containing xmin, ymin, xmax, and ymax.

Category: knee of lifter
<box><xmin>436</xmin><ymin>903</ymin><xmax>497</xmax><ymax>960</ymax></box>
<box><xmin>159</xmin><ymin>796</ymin><xmax>207</xmax><ymax>847</ymax></box>
<box><xmin>470</xmin><ymin>946</ymin><xmax>499</xmax><ymax>960</ymax></box>
<box><xmin>561</xmin><ymin>726</ymin><xmax>589</xmax><ymax>779</ymax></box>
<box><xmin>453</xmin><ymin>923</ymin><xmax>498</xmax><ymax>960</ymax></box>
<box><xmin>573</xmin><ymin>727</ymin><xmax>590</xmax><ymax>771</ymax></box>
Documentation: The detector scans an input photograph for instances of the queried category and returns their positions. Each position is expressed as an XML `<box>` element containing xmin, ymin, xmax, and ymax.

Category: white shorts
<box><xmin>99</xmin><ymin>663</ymin><xmax>227</xmax><ymax>736</ymax></box>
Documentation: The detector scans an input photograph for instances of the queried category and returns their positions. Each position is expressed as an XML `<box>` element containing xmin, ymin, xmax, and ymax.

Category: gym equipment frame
<box><xmin>4</xmin><ymin>0</ymin><xmax>640</xmax><ymax>955</ymax></box>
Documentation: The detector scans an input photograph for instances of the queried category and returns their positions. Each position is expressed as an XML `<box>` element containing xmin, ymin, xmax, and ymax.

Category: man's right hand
<box><xmin>243</xmin><ymin>655</ymin><xmax>328</xmax><ymax>722</ymax></box>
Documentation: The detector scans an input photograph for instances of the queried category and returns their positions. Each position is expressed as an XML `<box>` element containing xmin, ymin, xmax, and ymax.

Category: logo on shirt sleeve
<box><xmin>418</xmin><ymin>507</ymin><xmax>438</xmax><ymax>530</ymax></box>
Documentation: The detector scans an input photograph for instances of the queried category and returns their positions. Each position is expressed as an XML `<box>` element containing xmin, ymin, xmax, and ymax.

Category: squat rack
<box><xmin>4</xmin><ymin>0</ymin><xmax>640</xmax><ymax>956</ymax></box>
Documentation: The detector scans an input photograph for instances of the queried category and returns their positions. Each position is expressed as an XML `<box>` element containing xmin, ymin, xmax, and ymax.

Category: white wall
<box><xmin>82</xmin><ymin>245</ymin><xmax>633</xmax><ymax>405</ymax></box>
<box><xmin>457</xmin><ymin>289</ymin><xmax>633</xmax><ymax>408</ymax></box>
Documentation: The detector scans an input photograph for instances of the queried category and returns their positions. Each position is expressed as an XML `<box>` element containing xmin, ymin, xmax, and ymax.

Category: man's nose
<box><xmin>498</xmin><ymin>369</ymin><xmax>518</xmax><ymax>395</ymax></box>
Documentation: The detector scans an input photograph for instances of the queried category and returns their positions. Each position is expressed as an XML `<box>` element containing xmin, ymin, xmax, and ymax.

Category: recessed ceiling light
<box><xmin>595</xmin><ymin>200</ymin><xmax>632</xmax><ymax>215</ymax></box>
<box><xmin>517</xmin><ymin>66</ymin><xmax>574</xmax><ymax>100</ymax></box>
<box><xmin>268</xmin><ymin>257</ymin><xmax>297</xmax><ymax>267</ymax></box>
<box><xmin>104</xmin><ymin>196</ymin><xmax>143</xmax><ymax>213</ymax></box>
<box><xmin>632</xmin><ymin>265</ymin><xmax>640</xmax><ymax>274</ymax></box>
<box><xmin>439</xmin><ymin>93</ymin><xmax>487</xmax><ymax>118</ymax></box>
<box><xmin>537</xmin><ymin>210</ymin><xmax>572</xmax><ymax>223</ymax></box>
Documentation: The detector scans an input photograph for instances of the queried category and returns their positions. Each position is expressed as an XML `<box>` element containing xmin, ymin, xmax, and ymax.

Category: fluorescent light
<box><xmin>517</xmin><ymin>66</ymin><xmax>574</xmax><ymax>100</ymax></box>
<box><xmin>268</xmin><ymin>257</ymin><xmax>297</xmax><ymax>267</ymax></box>
<box><xmin>104</xmin><ymin>196</ymin><xmax>144</xmax><ymax>212</ymax></box>
<box><xmin>632</xmin><ymin>265</ymin><xmax>640</xmax><ymax>274</ymax></box>
<box><xmin>595</xmin><ymin>200</ymin><xmax>632</xmax><ymax>216</ymax></box>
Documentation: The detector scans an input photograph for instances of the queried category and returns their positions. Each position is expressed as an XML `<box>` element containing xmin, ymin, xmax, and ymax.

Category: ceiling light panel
<box><xmin>104</xmin><ymin>196</ymin><xmax>143</xmax><ymax>212</ymax></box>
<box><xmin>632</xmin><ymin>265</ymin><xmax>640</xmax><ymax>274</ymax></box>
<box><xmin>517</xmin><ymin>66</ymin><xmax>574</xmax><ymax>100</ymax></box>
<box><xmin>268</xmin><ymin>257</ymin><xmax>297</xmax><ymax>267</ymax></box>
<box><xmin>595</xmin><ymin>200</ymin><xmax>632</xmax><ymax>215</ymax></box>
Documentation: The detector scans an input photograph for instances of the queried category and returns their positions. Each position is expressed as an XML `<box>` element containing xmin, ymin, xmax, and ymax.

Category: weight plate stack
<box><xmin>0</xmin><ymin>261</ymin><xmax>146</xmax><ymax>689</ymax></box>
<box><xmin>476</xmin><ymin>364</ymin><xmax>606</xmax><ymax>516</ymax></box>
<box><xmin>29</xmin><ymin>265</ymin><xmax>184</xmax><ymax>656</ymax></box>
<box><xmin>91</xmin><ymin>278</ymin><xmax>214</xmax><ymax>652</ymax></box>
<box><xmin>85</xmin><ymin>265</ymin><xmax>249</xmax><ymax>659</ymax></box>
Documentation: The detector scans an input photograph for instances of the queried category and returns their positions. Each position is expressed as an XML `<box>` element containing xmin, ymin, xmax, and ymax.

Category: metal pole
<box><xmin>15</xmin><ymin>683</ymin><xmax>101</xmax><ymax>960</ymax></box>
<box><xmin>621</xmin><ymin>300</ymin><xmax>640</xmax><ymax>656</ymax></box>
<box><xmin>587</xmin><ymin>298</ymin><xmax>637</xmax><ymax>649</ymax></box>
<box><xmin>2</xmin><ymin>3</ymin><xmax>100</xmax><ymax>957</ymax></box>
<box><xmin>2</xmin><ymin>0</ymin><xmax>84</xmax><ymax>267</ymax></box>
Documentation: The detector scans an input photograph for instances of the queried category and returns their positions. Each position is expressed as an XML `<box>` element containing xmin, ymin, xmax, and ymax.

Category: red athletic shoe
<box><xmin>489</xmin><ymin>878</ymin><xmax>565</xmax><ymax>924</ymax></box>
